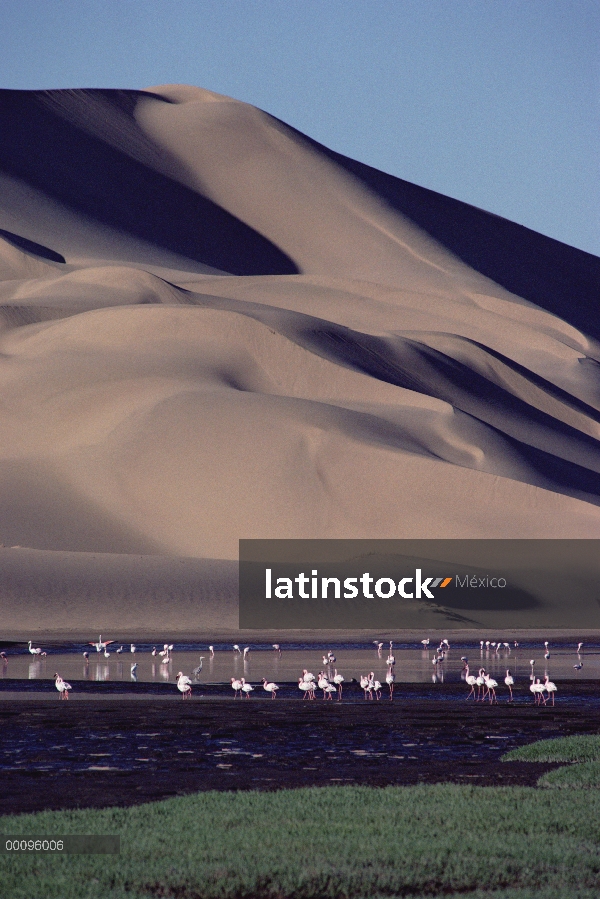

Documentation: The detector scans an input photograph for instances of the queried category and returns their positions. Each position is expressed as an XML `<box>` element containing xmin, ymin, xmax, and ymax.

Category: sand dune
<box><xmin>0</xmin><ymin>85</ymin><xmax>599</xmax><ymax>636</ymax></box>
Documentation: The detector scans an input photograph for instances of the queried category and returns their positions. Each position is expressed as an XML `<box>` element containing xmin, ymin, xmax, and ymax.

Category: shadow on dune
<box><xmin>0</xmin><ymin>90</ymin><xmax>298</xmax><ymax>276</ymax></box>
<box><xmin>0</xmin><ymin>228</ymin><xmax>65</xmax><ymax>263</ymax></box>
<box><xmin>292</xmin><ymin>320</ymin><xmax>600</xmax><ymax>505</ymax></box>
<box><xmin>271</xmin><ymin>116</ymin><xmax>600</xmax><ymax>343</ymax></box>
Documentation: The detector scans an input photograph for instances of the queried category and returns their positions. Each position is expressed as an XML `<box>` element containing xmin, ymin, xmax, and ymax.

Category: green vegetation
<box><xmin>502</xmin><ymin>734</ymin><xmax>600</xmax><ymax>764</ymax></box>
<box><xmin>1</xmin><ymin>784</ymin><xmax>600</xmax><ymax>898</ymax></box>
<box><xmin>538</xmin><ymin>761</ymin><xmax>600</xmax><ymax>789</ymax></box>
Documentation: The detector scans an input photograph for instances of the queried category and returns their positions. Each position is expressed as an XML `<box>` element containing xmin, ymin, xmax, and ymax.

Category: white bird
<box><xmin>158</xmin><ymin>644</ymin><xmax>173</xmax><ymax>657</ymax></box>
<box><xmin>28</xmin><ymin>641</ymin><xmax>46</xmax><ymax>657</ymax></box>
<box><xmin>464</xmin><ymin>665</ymin><xmax>478</xmax><ymax>700</ymax></box>
<box><xmin>327</xmin><ymin>651</ymin><xmax>336</xmax><ymax>663</ymax></box>
<box><xmin>301</xmin><ymin>670</ymin><xmax>315</xmax><ymax>683</ymax></box>
<box><xmin>176</xmin><ymin>671</ymin><xmax>192</xmax><ymax>699</ymax></box>
<box><xmin>504</xmin><ymin>669</ymin><xmax>514</xmax><ymax>701</ymax></box>
<box><xmin>298</xmin><ymin>678</ymin><xmax>315</xmax><ymax>699</ymax></box>
<box><xmin>151</xmin><ymin>647</ymin><xmax>157</xmax><ymax>657</ymax></box>
<box><xmin>261</xmin><ymin>678</ymin><xmax>279</xmax><ymax>699</ymax></box>
<box><xmin>386</xmin><ymin>670</ymin><xmax>395</xmax><ymax>700</ymax></box>
<box><xmin>192</xmin><ymin>657</ymin><xmax>205</xmax><ymax>678</ymax></box>
<box><xmin>386</xmin><ymin>654</ymin><xmax>395</xmax><ymax>667</ymax></box>
<box><xmin>360</xmin><ymin>674</ymin><xmax>371</xmax><ymax>699</ymax></box>
<box><xmin>369</xmin><ymin>672</ymin><xmax>382</xmax><ymax>700</ymax></box>
<box><xmin>54</xmin><ymin>673</ymin><xmax>71</xmax><ymax>700</ymax></box>
<box><xmin>131</xmin><ymin>662</ymin><xmax>138</xmax><ymax>680</ymax></box>
<box><xmin>90</xmin><ymin>635</ymin><xmax>113</xmax><ymax>653</ymax></box>
<box><xmin>421</xmin><ymin>638</ymin><xmax>430</xmax><ymax>648</ymax></box>
<box><xmin>243</xmin><ymin>647</ymin><xmax>250</xmax><ymax>659</ymax></box>
<box><xmin>233</xmin><ymin>644</ymin><xmax>241</xmax><ymax>654</ymax></box>
<box><xmin>130</xmin><ymin>643</ymin><xmax>136</xmax><ymax>654</ymax></box>
<box><xmin>322</xmin><ymin>682</ymin><xmax>337</xmax><ymax>701</ymax></box>
<box><xmin>116</xmin><ymin>645</ymin><xmax>123</xmax><ymax>654</ymax></box>
<box><xmin>543</xmin><ymin>674</ymin><xmax>557</xmax><ymax>706</ymax></box>
<box><xmin>231</xmin><ymin>677</ymin><xmax>243</xmax><ymax>699</ymax></box>
<box><xmin>103</xmin><ymin>649</ymin><xmax>110</xmax><ymax>659</ymax></box>
<box><xmin>272</xmin><ymin>644</ymin><xmax>281</xmax><ymax>656</ymax></box>
<box><xmin>530</xmin><ymin>678</ymin><xmax>545</xmax><ymax>704</ymax></box>
<box><xmin>475</xmin><ymin>668</ymin><xmax>486</xmax><ymax>701</ymax></box>
<box><xmin>484</xmin><ymin>673</ymin><xmax>498</xmax><ymax>703</ymax></box>
<box><xmin>374</xmin><ymin>641</ymin><xmax>384</xmax><ymax>653</ymax></box>
<box><xmin>209</xmin><ymin>645</ymin><xmax>215</xmax><ymax>658</ymax></box>
<box><xmin>332</xmin><ymin>669</ymin><xmax>344</xmax><ymax>700</ymax></box>
<box><xmin>577</xmin><ymin>642</ymin><xmax>583</xmax><ymax>653</ymax></box>
<box><xmin>240</xmin><ymin>678</ymin><xmax>254</xmax><ymax>698</ymax></box>
<box><xmin>161</xmin><ymin>652</ymin><xmax>171</xmax><ymax>665</ymax></box>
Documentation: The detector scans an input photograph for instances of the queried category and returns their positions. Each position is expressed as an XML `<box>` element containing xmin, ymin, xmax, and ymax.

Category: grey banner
<box><xmin>0</xmin><ymin>835</ymin><xmax>120</xmax><ymax>854</ymax></box>
<box><xmin>239</xmin><ymin>539</ymin><xmax>600</xmax><ymax>629</ymax></box>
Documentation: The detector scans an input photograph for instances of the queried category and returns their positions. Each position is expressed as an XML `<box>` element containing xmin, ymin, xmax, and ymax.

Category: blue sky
<box><xmin>1</xmin><ymin>0</ymin><xmax>597</xmax><ymax>256</ymax></box>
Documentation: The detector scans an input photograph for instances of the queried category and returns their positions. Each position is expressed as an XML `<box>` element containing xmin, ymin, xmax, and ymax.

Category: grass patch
<box><xmin>501</xmin><ymin>734</ymin><xmax>600</xmax><ymax>764</ymax></box>
<box><xmin>1</xmin><ymin>784</ymin><xmax>600</xmax><ymax>898</ymax></box>
<box><xmin>538</xmin><ymin>761</ymin><xmax>600</xmax><ymax>790</ymax></box>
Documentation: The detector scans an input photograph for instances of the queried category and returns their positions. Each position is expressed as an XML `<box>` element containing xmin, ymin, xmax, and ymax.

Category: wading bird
<box><xmin>176</xmin><ymin>672</ymin><xmax>192</xmax><ymax>699</ymax></box>
<box><xmin>272</xmin><ymin>644</ymin><xmax>281</xmax><ymax>656</ymax></box>
<box><xmin>240</xmin><ymin>678</ymin><xmax>254</xmax><ymax>698</ymax></box>
<box><xmin>504</xmin><ymin>670</ymin><xmax>514</xmax><ymax>701</ymax></box>
<box><xmin>192</xmin><ymin>657</ymin><xmax>205</xmax><ymax>678</ymax></box>
<box><xmin>261</xmin><ymin>678</ymin><xmax>279</xmax><ymax>699</ymax></box>
<box><xmin>332</xmin><ymin>669</ymin><xmax>344</xmax><ymax>700</ymax></box>
<box><xmin>90</xmin><ymin>636</ymin><xmax>112</xmax><ymax>653</ymax></box>
<box><xmin>298</xmin><ymin>677</ymin><xmax>315</xmax><ymax>700</ymax></box>
<box><xmin>54</xmin><ymin>673</ymin><xmax>71</xmax><ymax>699</ymax></box>
<box><xmin>209</xmin><ymin>645</ymin><xmax>215</xmax><ymax>658</ymax></box>
<box><xmin>543</xmin><ymin>674</ymin><xmax>557</xmax><ymax>706</ymax></box>
<box><xmin>464</xmin><ymin>665</ymin><xmax>478</xmax><ymax>700</ymax></box>
<box><xmin>230</xmin><ymin>677</ymin><xmax>243</xmax><ymax>699</ymax></box>
<box><xmin>386</xmin><ymin>670</ymin><xmax>395</xmax><ymax>700</ymax></box>
<box><xmin>28</xmin><ymin>641</ymin><xmax>46</xmax><ymax>657</ymax></box>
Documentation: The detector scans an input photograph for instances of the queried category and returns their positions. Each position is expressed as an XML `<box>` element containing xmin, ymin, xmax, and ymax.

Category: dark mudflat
<box><xmin>2</xmin><ymin>685</ymin><xmax>599</xmax><ymax>816</ymax></box>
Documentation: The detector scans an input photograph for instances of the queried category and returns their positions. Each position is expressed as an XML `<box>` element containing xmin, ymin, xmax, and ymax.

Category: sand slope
<box><xmin>0</xmin><ymin>85</ymin><xmax>599</xmax><ymax>635</ymax></box>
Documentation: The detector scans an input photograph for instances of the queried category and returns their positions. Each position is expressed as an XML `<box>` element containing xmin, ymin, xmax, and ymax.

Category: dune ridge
<box><xmin>0</xmin><ymin>85</ymin><xmax>599</xmax><ymax>635</ymax></box>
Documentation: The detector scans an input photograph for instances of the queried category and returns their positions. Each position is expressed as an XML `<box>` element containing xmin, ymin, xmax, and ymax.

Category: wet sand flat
<box><xmin>1</xmin><ymin>686</ymin><xmax>599</xmax><ymax>817</ymax></box>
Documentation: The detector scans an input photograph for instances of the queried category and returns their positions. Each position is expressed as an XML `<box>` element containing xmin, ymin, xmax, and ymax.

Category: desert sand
<box><xmin>0</xmin><ymin>85</ymin><xmax>599</xmax><ymax>638</ymax></box>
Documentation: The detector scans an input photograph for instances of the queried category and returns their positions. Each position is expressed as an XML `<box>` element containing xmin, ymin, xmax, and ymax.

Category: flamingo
<box><xmin>151</xmin><ymin>647</ymin><xmax>157</xmax><ymax>657</ymax></box>
<box><xmin>577</xmin><ymin>642</ymin><xmax>583</xmax><ymax>653</ymax></box>
<box><xmin>298</xmin><ymin>678</ymin><xmax>315</xmax><ymax>700</ymax></box>
<box><xmin>370</xmin><ymin>674</ymin><xmax>382</xmax><ymax>701</ymax></box>
<box><xmin>158</xmin><ymin>644</ymin><xmax>173</xmax><ymax>657</ymax></box>
<box><xmin>209</xmin><ymin>645</ymin><xmax>215</xmax><ymax>658</ymax></box>
<box><xmin>301</xmin><ymin>669</ymin><xmax>315</xmax><ymax>684</ymax></box>
<box><xmin>240</xmin><ymin>678</ymin><xmax>254</xmax><ymax>698</ymax></box>
<box><xmin>54</xmin><ymin>673</ymin><xmax>71</xmax><ymax>699</ymax></box>
<box><xmin>28</xmin><ymin>641</ymin><xmax>46</xmax><ymax>657</ymax></box>
<box><xmin>475</xmin><ymin>668</ymin><xmax>486</xmax><ymax>701</ymax></box>
<box><xmin>90</xmin><ymin>636</ymin><xmax>112</xmax><ymax>653</ymax></box>
<box><xmin>374</xmin><ymin>641</ymin><xmax>384</xmax><ymax>654</ymax></box>
<box><xmin>103</xmin><ymin>649</ymin><xmax>110</xmax><ymax>659</ymax></box>
<box><xmin>130</xmin><ymin>643</ymin><xmax>136</xmax><ymax>654</ymax></box>
<box><xmin>543</xmin><ymin>674</ymin><xmax>557</xmax><ymax>706</ymax></box>
<box><xmin>192</xmin><ymin>657</ymin><xmax>205</xmax><ymax>678</ymax></box>
<box><xmin>322</xmin><ymin>681</ymin><xmax>336</xmax><ymax>700</ymax></box>
<box><xmin>233</xmin><ymin>644</ymin><xmax>241</xmax><ymax>654</ymax></box>
<box><xmin>0</xmin><ymin>652</ymin><xmax>8</xmax><ymax>667</ymax></box>
<box><xmin>243</xmin><ymin>647</ymin><xmax>250</xmax><ymax>659</ymax></box>
<box><xmin>360</xmin><ymin>674</ymin><xmax>371</xmax><ymax>700</ymax></box>
<box><xmin>386</xmin><ymin>670</ymin><xmax>395</xmax><ymax>700</ymax></box>
<box><xmin>317</xmin><ymin>672</ymin><xmax>331</xmax><ymax>699</ymax></box>
<box><xmin>230</xmin><ymin>677</ymin><xmax>243</xmax><ymax>698</ymax></box>
<box><xmin>421</xmin><ymin>638</ymin><xmax>430</xmax><ymax>649</ymax></box>
<box><xmin>332</xmin><ymin>669</ymin><xmax>344</xmax><ymax>700</ymax></box>
<box><xmin>131</xmin><ymin>662</ymin><xmax>138</xmax><ymax>679</ymax></box>
<box><xmin>530</xmin><ymin>678</ymin><xmax>544</xmax><ymax>704</ymax></box>
<box><xmin>386</xmin><ymin>653</ymin><xmax>395</xmax><ymax>668</ymax></box>
<box><xmin>176</xmin><ymin>671</ymin><xmax>192</xmax><ymax>699</ymax></box>
<box><xmin>504</xmin><ymin>669</ymin><xmax>514</xmax><ymax>701</ymax></box>
<box><xmin>484</xmin><ymin>672</ymin><xmax>498</xmax><ymax>703</ymax></box>
<box><xmin>464</xmin><ymin>664</ymin><xmax>478</xmax><ymax>700</ymax></box>
<box><xmin>272</xmin><ymin>644</ymin><xmax>281</xmax><ymax>656</ymax></box>
<box><xmin>261</xmin><ymin>678</ymin><xmax>279</xmax><ymax>699</ymax></box>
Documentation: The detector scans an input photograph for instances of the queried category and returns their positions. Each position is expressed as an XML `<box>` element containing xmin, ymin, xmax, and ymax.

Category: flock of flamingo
<box><xmin>11</xmin><ymin>635</ymin><xmax>583</xmax><ymax>703</ymax></box>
